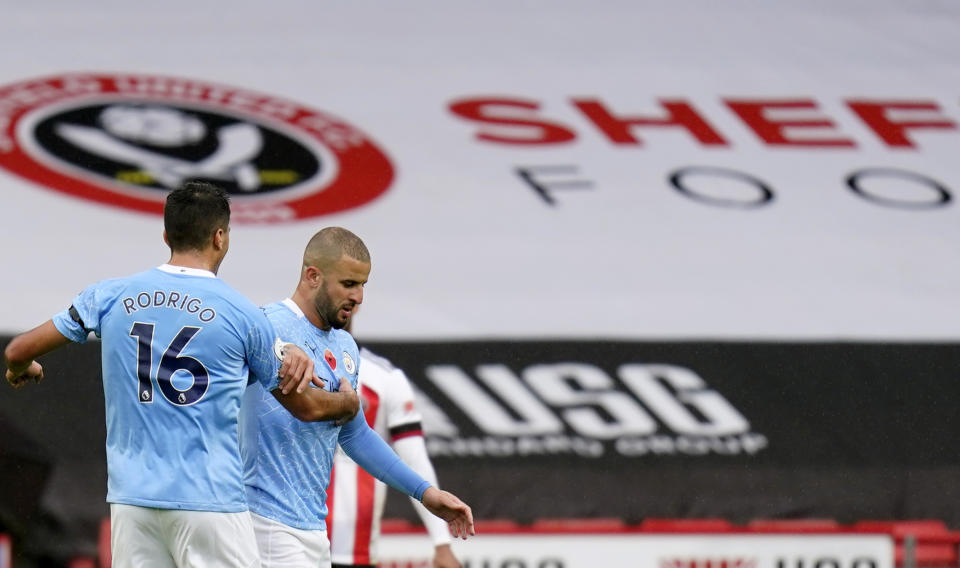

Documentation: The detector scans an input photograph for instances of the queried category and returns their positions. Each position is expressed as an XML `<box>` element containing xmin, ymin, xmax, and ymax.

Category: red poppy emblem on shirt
<box><xmin>324</xmin><ymin>349</ymin><xmax>337</xmax><ymax>370</ymax></box>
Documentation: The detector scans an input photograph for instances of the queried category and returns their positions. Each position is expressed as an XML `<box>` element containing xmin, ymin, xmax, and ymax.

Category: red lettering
<box><xmin>448</xmin><ymin>97</ymin><xmax>576</xmax><ymax>145</ymax></box>
<box><xmin>572</xmin><ymin>99</ymin><xmax>727</xmax><ymax>146</ymax></box>
<box><xmin>847</xmin><ymin>100</ymin><xmax>956</xmax><ymax>148</ymax></box>
<box><xmin>725</xmin><ymin>99</ymin><xmax>855</xmax><ymax>147</ymax></box>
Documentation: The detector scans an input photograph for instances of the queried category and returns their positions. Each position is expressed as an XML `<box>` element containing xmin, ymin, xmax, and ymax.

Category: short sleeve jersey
<box><xmin>52</xmin><ymin>264</ymin><xmax>280</xmax><ymax>512</ymax></box>
<box><xmin>239</xmin><ymin>298</ymin><xmax>361</xmax><ymax>530</ymax></box>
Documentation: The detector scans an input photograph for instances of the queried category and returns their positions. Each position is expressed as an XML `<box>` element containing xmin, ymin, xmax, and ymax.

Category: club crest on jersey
<box><xmin>323</xmin><ymin>348</ymin><xmax>337</xmax><ymax>371</ymax></box>
<box><xmin>342</xmin><ymin>351</ymin><xmax>356</xmax><ymax>374</ymax></box>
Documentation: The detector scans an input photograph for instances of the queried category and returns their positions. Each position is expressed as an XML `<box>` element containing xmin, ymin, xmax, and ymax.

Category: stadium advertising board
<box><xmin>0</xmin><ymin>3</ymin><xmax>958</xmax><ymax>341</ymax></box>
<box><xmin>365</xmin><ymin>340</ymin><xmax>960</xmax><ymax>523</ymax></box>
<box><xmin>377</xmin><ymin>534</ymin><xmax>894</xmax><ymax>568</ymax></box>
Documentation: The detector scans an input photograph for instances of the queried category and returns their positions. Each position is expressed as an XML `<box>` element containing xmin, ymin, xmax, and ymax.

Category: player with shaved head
<box><xmin>240</xmin><ymin>227</ymin><xmax>474</xmax><ymax>568</ymax></box>
<box><xmin>301</xmin><ymin>227</ymin><xmax>371</xmax><ymax>330</ymax></box>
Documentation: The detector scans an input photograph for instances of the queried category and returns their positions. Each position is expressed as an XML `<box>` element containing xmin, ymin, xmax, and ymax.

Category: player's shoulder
<box><xmin>261</xmin><ymin>300</ymin><xmax>292</xmax><ymax>318</ymax></box>
<box><xmin>99</xmin><ymin>267</ymin><xmax>157</xmax><ymax>287</ymax></box>
<box><xmin>82</xmin><ymin>267</ymin><xmax>157</xmax><ymax>298</ymax></box>
<box><xmin>136</xmin><ymin>266</ymin><xmax>256</xmax><ymax>310</ymax></box>
<box><xmin>261</xmin><ymin>300</ymin><xmax>303</xmax><ymax>331</ymax></box>
<box><xmin>359</xmin><ymin>346</ymin><xmax>396</xmax><ymax>373</ymax></box>
<box><xmin>331</xmin><ymin>328</ymin><xmax>359</xmax><ymax>352</ymax></box>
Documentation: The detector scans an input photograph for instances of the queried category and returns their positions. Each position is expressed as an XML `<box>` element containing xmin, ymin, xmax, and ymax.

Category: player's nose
<box><xmin>349</xmin><ymin>287</ymin><xmax>363</xmax><ymax>305</ymax></box>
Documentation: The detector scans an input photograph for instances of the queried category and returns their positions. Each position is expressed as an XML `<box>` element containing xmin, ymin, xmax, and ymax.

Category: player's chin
<box><xmin>331</xmin><ymin>311</ymin><xmax>351</xmax><ymax>329</ymax></box>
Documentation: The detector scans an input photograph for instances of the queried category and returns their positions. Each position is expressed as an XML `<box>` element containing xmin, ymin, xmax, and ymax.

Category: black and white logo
<box><xmin>0</xmin><ymin>73</ymin><xmax>394</xmax><ymax>223</ymax></box>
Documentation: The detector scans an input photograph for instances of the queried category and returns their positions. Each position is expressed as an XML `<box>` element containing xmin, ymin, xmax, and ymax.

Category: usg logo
<box><xmin>418</xmin><ymin>362</ymin><xmax>768</xmax><ymax>459</ymax></box>
<box><xmin>0</xmin><ymin>73</ymin><xmax>393</xmax><ymax>223</ymax></box>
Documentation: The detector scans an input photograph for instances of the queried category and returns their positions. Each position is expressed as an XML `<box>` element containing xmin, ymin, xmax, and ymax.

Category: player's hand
<box><xmin>433</xmin><ymin>544</ymin><xmax>462</xmax><ymax>568</ymax></box>
<box><xmin>421</xmin><ymin>487</ymin><xmax>475</xmax><ymax>540</ymax></box>
<box><xmin>334</xmin><ymin>379</ymin><xmax>359</xmax><ymax>426</ymax></box>
<box><xmin>5</xmin><ymin>361</ymin><xmax>44</xmax><ymax>388</ymax></box>
<box><xmin>278</xmin><ymin>345</ymin><xmax>323</xmax><ymax>394</ymax></box>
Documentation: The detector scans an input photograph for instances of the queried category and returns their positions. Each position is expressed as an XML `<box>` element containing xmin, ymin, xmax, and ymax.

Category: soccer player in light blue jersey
<box><xmin>4</xmin><ymin>182</ymin><xmax>360</xmax><ymax>568</ymax></box>
<box><xmin>240</xmin><ymin>227</ymin><xmax>474</xmax><ymax>568</ymax></box>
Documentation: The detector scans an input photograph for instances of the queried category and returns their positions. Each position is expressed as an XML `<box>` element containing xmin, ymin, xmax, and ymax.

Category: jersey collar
<box><xmin>281</xmin><ymin>298</ymin><xmax>333</xmax><ymax>335</ymax></box>
<box><xmin>157</xmin><ymin>264</ymin><xmax>217</xmax><ymax>278</ymax></box>
<box><xmin>281</xmin><ymin>297</ymin><xmax>305</xmax><ymax>318</ymax></box>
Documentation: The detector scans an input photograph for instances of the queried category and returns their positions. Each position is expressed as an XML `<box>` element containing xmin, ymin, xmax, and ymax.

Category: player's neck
<box><xmin>291</xmin><ymin>290</ymin><xmax>332</xmax><ymax>331</ymax></box>
<box><xmin>167</xmin><ymin>250</ymin><xmax>220</xmax><ymax>275</ymax></box>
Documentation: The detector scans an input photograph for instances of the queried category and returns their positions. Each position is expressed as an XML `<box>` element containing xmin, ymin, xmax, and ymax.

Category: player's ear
<box><xmin>162</xmin><ymin>230</ymin><xmax>170</xmax><ymax>247</ymax></box>
<box><xmin>213</xmin><ymin>227</ymin><xmax>226</xmax><ymax>251</ymax></box>
<box><xmin>304</xmin><ymin>265</ymin><xmax>322</xmax><ymax>286</ymax></box>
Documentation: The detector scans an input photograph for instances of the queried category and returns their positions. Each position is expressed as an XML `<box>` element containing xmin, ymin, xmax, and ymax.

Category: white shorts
<box><xmin>251</xmin><ymin>512</ymin><xmax>331</xmax><ymax>568</ymax></box>
<box><xmin>110</xmin><ymin>503</ymin><xmax>260</xmax><ymax>568</ymax></box>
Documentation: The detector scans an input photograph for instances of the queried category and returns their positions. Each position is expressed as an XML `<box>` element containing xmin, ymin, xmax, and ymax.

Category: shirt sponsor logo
<box><xmin>0</xmin><ymin>73</ymin><xmax>393</xmax><ymax>223</ymax></box>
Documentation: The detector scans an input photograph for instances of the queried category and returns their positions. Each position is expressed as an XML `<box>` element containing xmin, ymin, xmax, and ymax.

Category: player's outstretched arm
<box><xmin>4</xmin><ymin>320</ymin><xmax>70</xmax><ymax>388</ymax></box>
<box><xmin>420</xmin><ymin>487</ymin><xmax>475</xmax><ymax>540</ymax></box>
<box><xmin>272</xmin><ymin>376</ymin><xmax>359</xmax><ymax>422</ymax></box>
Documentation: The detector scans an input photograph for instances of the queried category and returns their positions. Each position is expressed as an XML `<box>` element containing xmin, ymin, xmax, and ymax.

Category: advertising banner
<box><xmin>0</xmin><ymin>2</ymin><xmax>957</xmax><ymax>341</ymax></box>
<box><xmin>378</xmin><ymin>534</ymin><xmax>895</xmax><ymax>568</ymax></box>
<box><xmin>5</xmin><ymin>337</ymin><xmax>959</xmax><ymax>531</ymax></box>
<box><xmin>0</xmin><ymin>1</ymin><xmax>958</xmax><ymax>565</ymax></box>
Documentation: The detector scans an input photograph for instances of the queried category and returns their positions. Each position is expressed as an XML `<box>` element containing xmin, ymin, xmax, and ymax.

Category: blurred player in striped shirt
<box><xmin>327</xmin><ymin>333</ymin><xmax>461</xmax><ymax>568</ymax></box>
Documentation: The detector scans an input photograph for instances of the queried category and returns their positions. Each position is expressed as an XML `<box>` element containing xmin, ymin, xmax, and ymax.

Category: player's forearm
<box><xmin>4</xmin><ymin>321</ymin><xmax>69</xmax><ymax>374</ymax></box>
<box><xmin>305</xmin><ymin>388</ymin><xmax>358</xmax><ymax>421</ymax></box>
<box><xmin>341</xmin><ymin>422</ymin><xmax>431</xmax><ymax>499</ymax></box>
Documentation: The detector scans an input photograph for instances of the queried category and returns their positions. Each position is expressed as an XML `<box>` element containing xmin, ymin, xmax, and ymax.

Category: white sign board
<box><xmin>379</xmin><ymin>534</ymin><xmax>894</xmax><ymax>568</ymax></box>
<box><xmin>0</xmin><ymin>1</ymin><xmax>958</xmax><ymax>340</ymax></box>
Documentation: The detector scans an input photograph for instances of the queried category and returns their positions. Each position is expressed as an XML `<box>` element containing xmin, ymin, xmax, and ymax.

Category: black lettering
<box><xmin>122</xmin><ymin>297</ymin><xmax>136</xmax><ymax>314</ymax></box>
<box><xmin>198</xmin><ymin>308</ymin><xmax>216</xmax><ymax>323</ymax></box>
<box><xmin>846</xmin><ymin>167</ymin><xmax>951</xmax><ymax>209</ymax></box>
<box><xmin>186</xmin><ymin>298</ymin><xmax>202</xmax><ymax>314</ymax></box>
<box><xmin>178</xmin><ymin>294</ymin><xmax>190</xmax><ymax>310</ymax></box>
<box><xmin>516</xmin><ymin>165</ymin><xmax>592</xmax><ymax>206</ymax></box>
<box><xmin>670</xmin><ymin>166</ymin><xmax>774</xmax><ymax>208</ymax></box>
<box><xmin>167</xmin><ymin>291</ymin><xmax>181</xmax><ymax>308</ymax></box>
<box><xmin>153</xmin><ymin>290</ymin><xmax>166</xmax><ymax>307</ymax></box>
<box><xmin>136</xmin><ymin>293</ymin><xmax>151</xmax><ymax>308</ymax></box>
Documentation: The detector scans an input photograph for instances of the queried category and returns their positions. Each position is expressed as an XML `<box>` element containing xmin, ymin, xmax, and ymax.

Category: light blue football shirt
<box><xmin>52</xmin><ymin>264</ymin><xmax>280</xmax><ymax>512</ymax></box>
<box><xmin>240</xmin><ymin>299</ymin><xmax>429</xmax><ymax>531</ymax></box>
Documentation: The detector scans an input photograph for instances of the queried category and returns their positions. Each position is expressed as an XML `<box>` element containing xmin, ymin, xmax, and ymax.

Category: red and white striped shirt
<box><xmin>327</xmin><ymin>347</ymin><xmax>451</xmax><ymax>565</ymax></box>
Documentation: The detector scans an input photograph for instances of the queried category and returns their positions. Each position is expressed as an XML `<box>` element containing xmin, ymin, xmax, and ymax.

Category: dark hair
<box><xmin>163</xmin><ymin>181</ymin><xmax>231</xmax><ymax>252</ymax></box>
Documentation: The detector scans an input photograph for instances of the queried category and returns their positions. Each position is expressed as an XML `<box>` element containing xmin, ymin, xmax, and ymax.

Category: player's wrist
<box><xmin>6</xmin><ymin>359</ymin><xmax>34</xmax><ymax>377</ymax></box>
<box><xmin>419</xmin><ymin>484</ymin><xmax>438</xmax><ymax>503</ymax></box>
